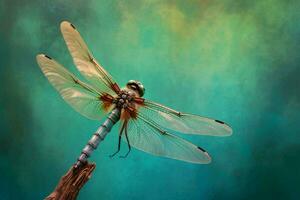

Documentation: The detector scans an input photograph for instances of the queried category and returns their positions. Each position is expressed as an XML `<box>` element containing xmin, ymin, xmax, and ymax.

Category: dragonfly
<box><xmin>36</xmin><ymin>21</ymin><xmax>232</xmax><ymax>168</ymax></box>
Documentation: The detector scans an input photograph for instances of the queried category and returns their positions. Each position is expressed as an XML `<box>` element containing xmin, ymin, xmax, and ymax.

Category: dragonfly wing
<box><xmin>124</xmin><ymin>113</ymin><xmax>211</xmax><ymax>164</ymax></box>
<box><xmin>36</xmin><ymin>54</ymin><xmax>114</xmax><ymax>120</ymax></box>
<box><xmin>60</xmin><ymin>21</ymin><xmax>121</xmax><ymax>95</ymax></box>
<box><xmin>135</xmin><ymin>99</ymin><xmax>232</xmax><ymax>136</ymax></box>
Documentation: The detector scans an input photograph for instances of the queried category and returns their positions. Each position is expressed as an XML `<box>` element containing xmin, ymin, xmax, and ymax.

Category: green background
<box><xmin>1</xmin><ymin>0</ymin><xmax>299</xmax><ymax>199</ymax></box>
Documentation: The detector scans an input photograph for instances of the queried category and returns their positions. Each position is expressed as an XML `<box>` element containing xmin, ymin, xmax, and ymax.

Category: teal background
<box><xmin>1</xmin><ymin>0</ymin><xmax>299</xmax><ymax>199</ymax></box>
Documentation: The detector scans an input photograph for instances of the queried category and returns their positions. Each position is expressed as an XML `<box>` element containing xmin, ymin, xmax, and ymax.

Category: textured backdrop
<box><xmin>0</xmin><ymin>0</ymin><xmax>299</xmax><ymax>199</ymax></box>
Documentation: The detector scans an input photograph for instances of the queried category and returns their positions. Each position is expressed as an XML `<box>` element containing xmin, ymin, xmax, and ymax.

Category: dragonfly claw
<box><xmin>119</xmin><ymin>155</ymin><xmax>128</xmax><ymax>159</ymax></box>
<box><xmin>119</xmin><ymin>148</ymin><xmax>131</xmax><ymax>159</ymax></box>
<box><xmin>119</xmin><ymin>156</ymin><xmax>127</xmax><ymax>158</ymax></box>
<box><xmin>109</xmin><ymin>151</ymin><xmax>120</xmax><ymax>158</ymax></box>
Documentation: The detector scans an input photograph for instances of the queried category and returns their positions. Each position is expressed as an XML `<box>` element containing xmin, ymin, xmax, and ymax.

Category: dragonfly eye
<box><xmin>126</xmin><ymin>80</ymin><xmax>145</xmax><ymax>97</ymax></box>
<box><xmin>131</xmin><ymin>85</ymin><xmax>137</xmax><ymax>90</ymax></box>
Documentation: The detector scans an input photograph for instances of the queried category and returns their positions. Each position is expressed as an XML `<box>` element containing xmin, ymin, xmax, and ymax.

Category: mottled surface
<box><xmin>0</xmin><ymin>0</ymin><xmax>299</xmax><ymax>199</ymax></box>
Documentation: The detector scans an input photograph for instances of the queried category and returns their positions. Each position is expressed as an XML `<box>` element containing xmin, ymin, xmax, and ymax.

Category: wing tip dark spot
<box><xmin>70</xmin><ymin>23</ymin><xmax>76</xmax><ymax>29</ymax></box>
<box><xmin>215</xmin><ymin>119</ymin><xmax>225</xmax><ymax>124</ymax></box>
<box><xmin>197</xmin><ymin>146</ymin><xmax>207</xmax><ymax>152</ymax></box>
<box><xmin>44</xmin><ymin>54</ymin><xmax>52</xmax><ymax>60</ymax></box>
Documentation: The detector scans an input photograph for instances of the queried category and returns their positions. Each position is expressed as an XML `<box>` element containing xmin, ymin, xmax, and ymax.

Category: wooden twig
<box><xmin>44</xmin><ymin>109</ymin><xmax>120</xmax><ymax>199</ymax></box>
<box><xmin>45</xmin><ymin>163</ymin><xmax>96</xmax><ymax>200</ymax></box>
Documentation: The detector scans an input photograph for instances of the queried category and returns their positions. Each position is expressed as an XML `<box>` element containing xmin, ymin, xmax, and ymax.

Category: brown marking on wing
<box><xmin>112</xmin><ymin>83</ymin><xmax>121</xmax><ymax>94</ymax></box>
<box><xmin>127</xmin><ymin>106</ymin><xmax>138</xmax><ymax>119</ymax></box>
<box><xmin>99</xmin><ymin>93</ymin><xmax>114</xmax><ymax>112</ymax></box>
<box><xmin>121</xmin><ymin>109</ymin><xmax>130</xmax><ymax>121</ymax></box>
<box><xmin>133</xmin><ymin>97</ymin><xmax>145</xmax><ymax>105</ymax></box>
<box><xmin>120</xmin><ymin>106</ymin><xmax>138</xmax><ymax>121</ymax></box>
<box><xmin>89</xmin><ymin>56</ymin><xmax>121</xmax><ymax>95</ymax></box>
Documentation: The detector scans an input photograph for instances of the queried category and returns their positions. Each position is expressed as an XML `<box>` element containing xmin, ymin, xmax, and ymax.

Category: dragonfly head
<box><xmin>126</xmin><ymin>80</ymin><xmax>145</xmax><ymax>97</ymax></box>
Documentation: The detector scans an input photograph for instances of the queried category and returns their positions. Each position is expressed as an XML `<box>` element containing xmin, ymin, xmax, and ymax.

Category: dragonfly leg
<box><xmin>109</xmin><ymin>122</ymin><xmax>126</xmax><ymax>158</ymax></box>
<box><xmin>119</xmin><ymin>125</ymin><xmax>131</xmax><ymax>158</ymax></box>
<box><xmin>109</xmin><ymin>135</ymin><xmax>121</xmax><ymax>158</ymax></box>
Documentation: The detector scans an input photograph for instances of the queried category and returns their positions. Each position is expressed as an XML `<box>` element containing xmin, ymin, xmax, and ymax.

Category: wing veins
<box><xmin>90</xmin><ymin>58</ymin><xmax>116</xmax><ymax>90</ymax></box>
<box><xmin>137</xmin><ymin>99</ymin><xmax>232</xmax><ymax>136</ymax></box>
<box><xmin>69</xmin><ymin>75</ymin><xmax>101</xmax><ymax>95</ymax></box>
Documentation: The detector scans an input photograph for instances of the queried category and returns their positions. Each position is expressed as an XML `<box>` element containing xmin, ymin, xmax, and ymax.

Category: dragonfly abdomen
<box><xmin>74</xmin><ymin>108</ymin><xmax>120</xmax><ymax>168</ymax></box>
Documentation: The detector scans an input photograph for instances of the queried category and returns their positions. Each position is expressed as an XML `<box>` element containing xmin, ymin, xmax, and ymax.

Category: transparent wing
<box><xmin>124</xmin><ymin>113</ymin><xmax>211</xmax><ymax>164</ymax></box>
<box><xmin>36</xmin><ymin>54</ymin><xmax>114</xmax><ymax>120</ymax></box>
<box><xmin>60</xmin><ymin>21</ymin><xmax>121</xmax><ymax>95</ymax></box>
<box><xmin>135</xmin><ymin>98</ymin><xmax>232</xmax><ymax>136</ymax></box>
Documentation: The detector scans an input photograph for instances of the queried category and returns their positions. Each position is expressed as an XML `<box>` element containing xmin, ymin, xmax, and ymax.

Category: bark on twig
<box><xmin>45</xmin><ymin>163</ymin><xmax>96</xmax><ymax>200</ymax></box>
<box><xmin>45</xmin><ymin>109</ymin><xmax>120</xmax><ymax>199</ymax></box>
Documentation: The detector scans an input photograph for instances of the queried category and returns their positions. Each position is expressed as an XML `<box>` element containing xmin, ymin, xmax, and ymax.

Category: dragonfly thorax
<box><xmin>114</xmin><ymin>91</ymin><xmax>134</xmax><ymax>108</ymax></box>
